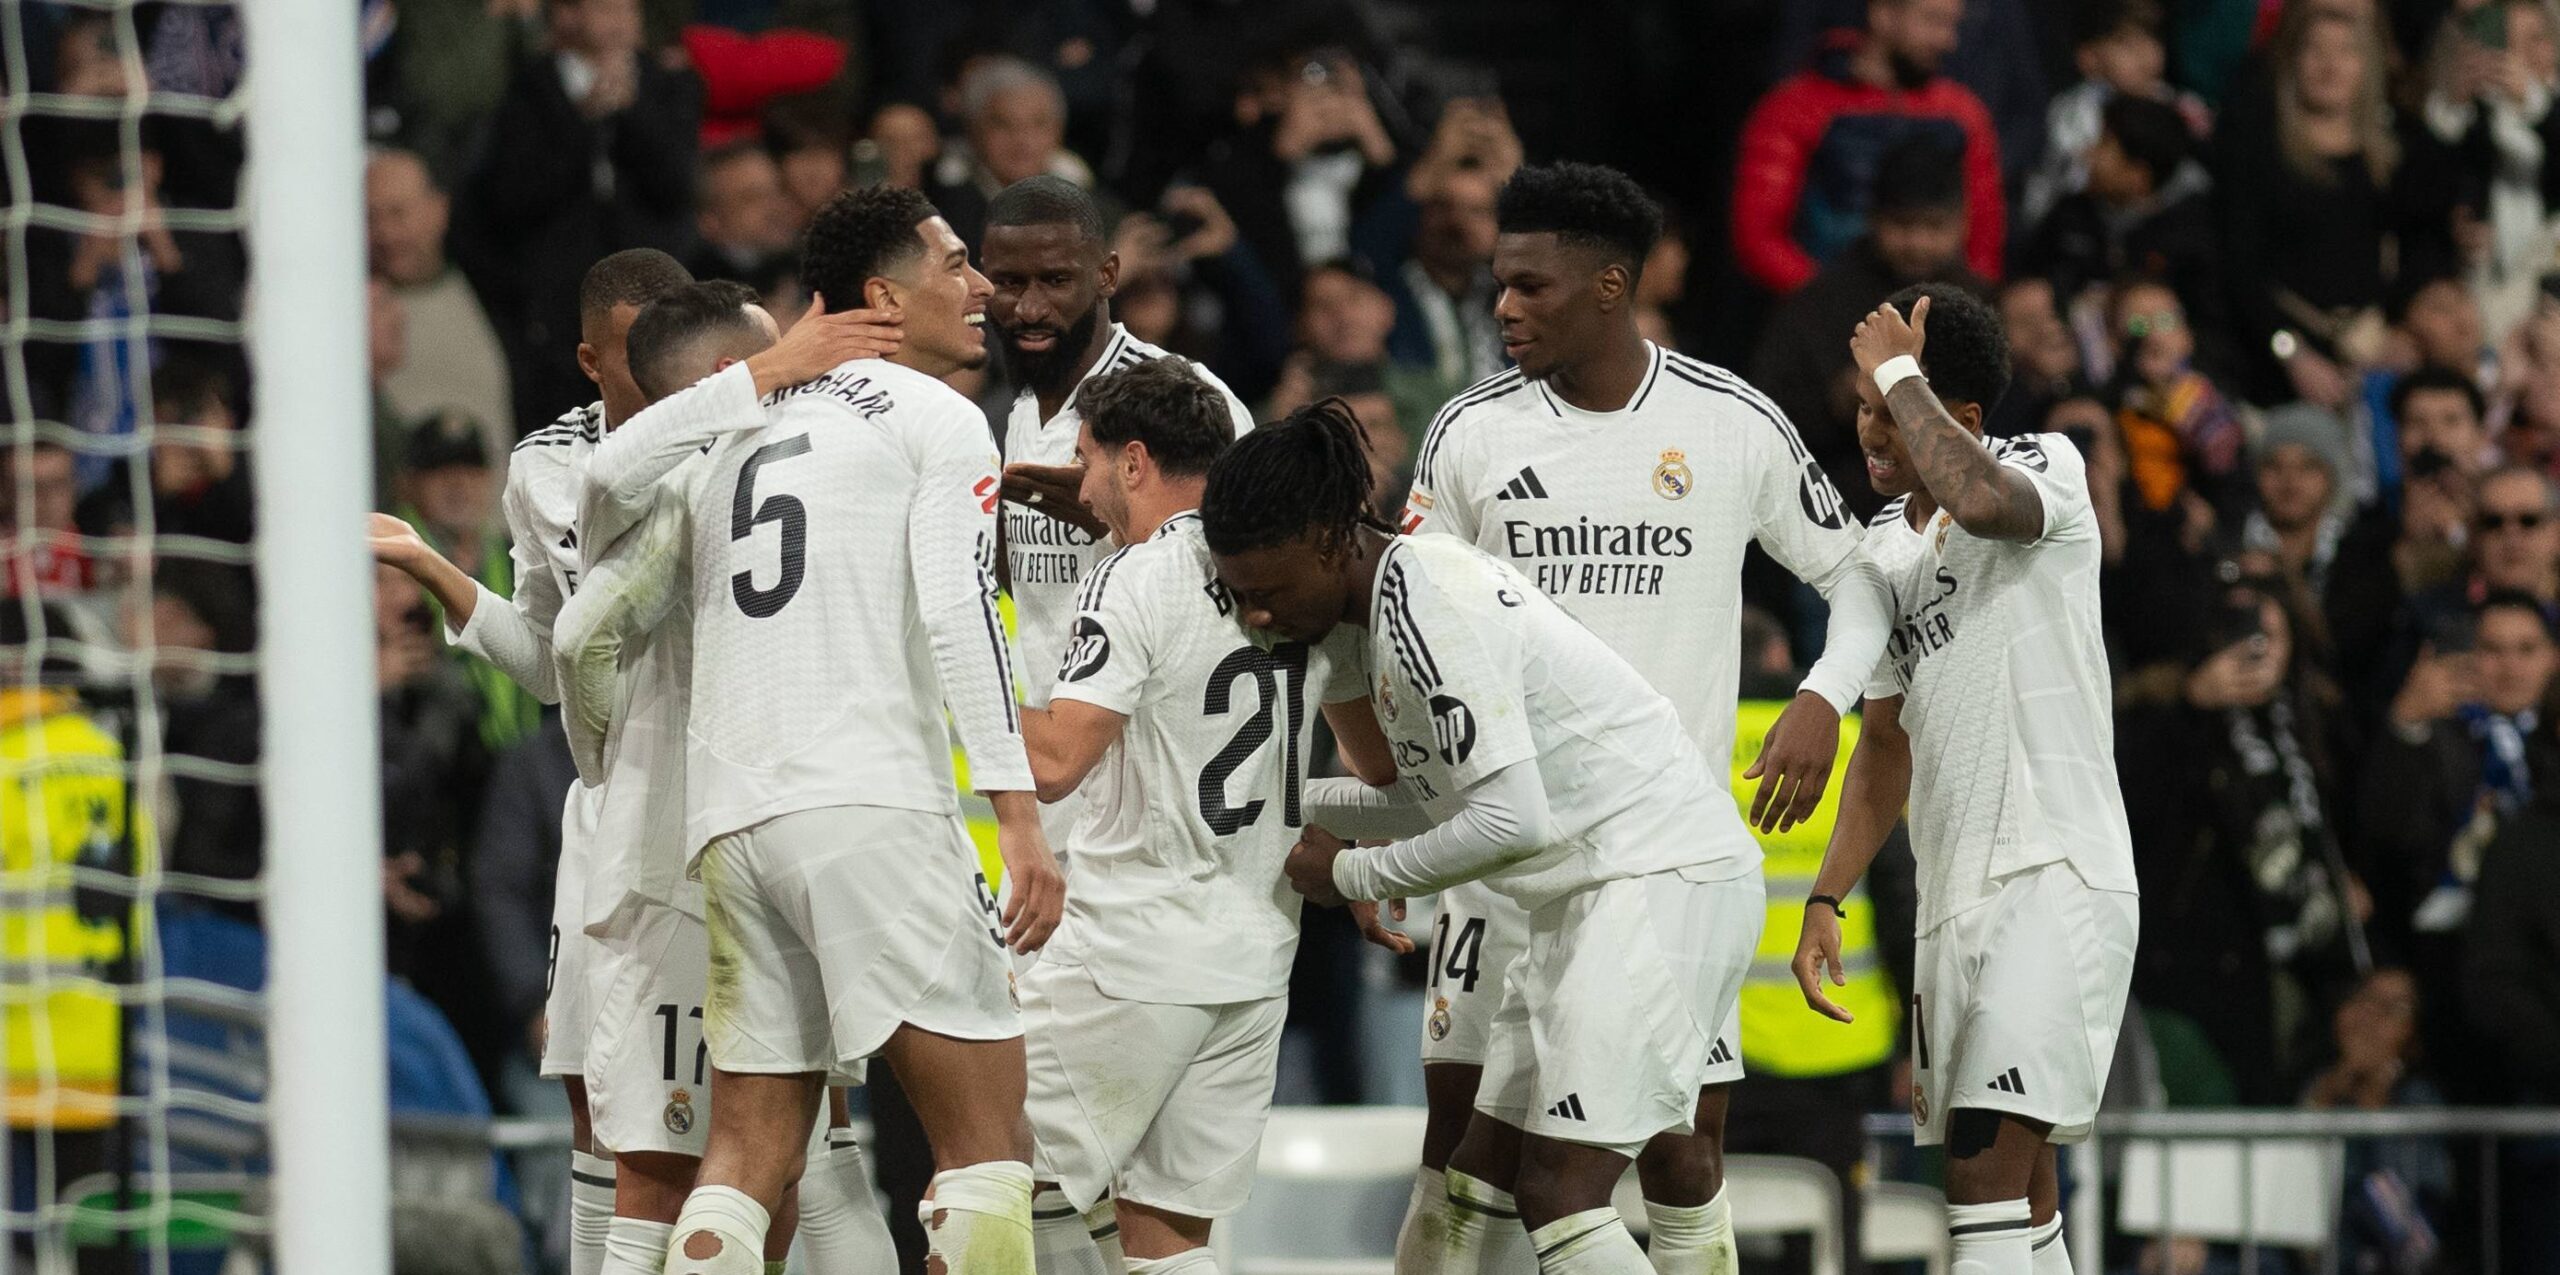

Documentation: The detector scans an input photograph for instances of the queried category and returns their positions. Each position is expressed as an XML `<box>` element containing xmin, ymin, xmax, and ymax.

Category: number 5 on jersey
<box><xmin>732</xmin><ymin>435</ymin><xmax>813</xmax><ymax>617</ymax></box>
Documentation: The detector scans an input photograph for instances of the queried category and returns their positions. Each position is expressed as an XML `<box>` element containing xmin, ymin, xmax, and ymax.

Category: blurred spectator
<box><xmin>2358</xmin><ymin>590</ymin><xmax>2556</xmax><ymax>1097</ymax></box>
<box><xmin>25</xmin><ymin>147</ymin><xmax>245</xmax><ymax>496</ymax></box>
<box><xmin>866</xmin><ymin>102</ymin><xmax>943</xmax><ymax>192</ymax></box>
<box><xmin>1267</xmin><ymin>260</ymin><xmax>1430</xmax><ymax>487</ymax></box>
<box><xmin>2356</xmin><ymin>273</ymin><xmax>2497</xmax><ymax>505</ymax></box>
<box><xmin>2304</xmin><ymin>967</ymin><xmax>2452</xmax><ymax>1273</ymax></box>
<box><xmin>2108</xmin><ymin>279</ymin><xmax>2246</xmax><ymax>524</ymax></box>
<box><xmin>1764</xmin><ymin>0</ymin><xmax>2050</xmax><ymax>193</ymax></box>
<box><xmin>686</xmin><ymin>142</ymin><xmax>799</xmax><ymax>284</ymax></box>
<box><xmin>1732</xmin><ymin>0</ymin><xmax>2003</xmax><ymax>296</ymax></box>
<box><xmin>1751</xmin><ymin>134</ymin><xmax>1985</xmax><ymax>518</ymax></box>
<box><xmin>2020</xmin><ymin>0</ymin><xmax>2210</xmax><ymax>228</ymax></box>
<box><xmin>138</xmin><ymin>561</ymin><xmax>262</xmax><ymax>893</ymax></box>
<box><xmin>368</xmin><ymin>148</ymin><xmax>513</xmax><ymax>462</ymax></box>
<box><xmin>2020</xmin><ymin>94</ymin><xmax>2226</xmax><ymax>369</ymax></box>
<box><xmin>1634</xmin><ymin>205</ymin><xmax>1691</xmax><ymax>352</ymax></box>
<box><xmin>2328</xmin><ymin>368</ymin><xmax>2498</xmax><ymax>711</ymax></box>
<box><xmin>2214</xmin><ymin>7</ymin><xmax>2447</xmax><ymax>409</ymax></box>
<box><xmin>929</xmin><ymin>57</ymin><xmax>1095</xmax><ymax>250</ymax></box>
<box><xmin>470</xmin><ymin>0</ymin><xmax>699</xmax><ymax>430</ymax></box>
<box><xmin>382</xmin><ymin>0</ymin><xmax>541</xmax><ymax>177</ymax></box>
<box><xmin>146</xmin><ymin>356</ymin><xmax>252</xmax><ymax>546</ymax></box>
<box><xmin>2243</xmin><ymin>405</ymin><xmax>2355</xmax><ymax>595</ymax></box>
<box><xmin>679</xmin><ymin>24</ymin><xmax>844</xmax><ymax>148</ymax></box>
<box><xmin>471</xmin><ymin>713</ymin><xmax>576</xmax><ymax>1066</ymax></box>
<box><xmin>2122</xmin><ymin>563</ymin><xmax>2362</xmax><ymax>1099</ymax></box>
<box><xmin>2</xmin><ymin>441</ymin><xmax>93</xmax><ymax>598</ymax></box>
<box><xmin>1197</xmin><ymin>44</ymin><xmax>1401</xmax><ymax>297</ymax></box>
<box><xmin>1108</xmin><ymin>185</ymin><xmax>1295</xmax><ymax>403</ymax></box>
<box><xmin>760</xmin><ymin>91</ymin><xmax>853</xmax><ymax>230</ymax></box>
<box><xmin>2414</xmin><ymin>0</ymin><xmax>2560</xmax><ymax>343</ymax></box>
<box><xmin>397</xmin><ymin>412</ymin><xmax>541</xmax><ymax>754</ymax></box>
<box><xmin>1986</xmin><ymin>276</ymin><xmax>2098</xmax><ymax>438</ymax></box>
<box><xmin>1360</xmin><ymin>97</ymin><xmax>1520</xmax><ymax>387</ymax></box>
<box><xmin>2465</xmin><ymin>709</ymin><xmax>2560</xmax><ymax>1268</ymax></box>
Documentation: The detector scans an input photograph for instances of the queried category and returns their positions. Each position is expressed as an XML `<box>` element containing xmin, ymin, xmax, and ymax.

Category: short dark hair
<box><xmin>1886</xmin><ymin>282</ymin><xmax>2011</xmax><ymax>411</ymax></box>
<box><xmin>1495</xmin><ymin>161</ymin><xmax>1662</xmax><ymax>277</ymax></box>
<box><xmin>2074</xmin><ymin>0</ymin><xmax>2162</xmax><ymax>46</ymax></box>
<box><xmin>1871</xmin><ymin>130</ymin><xmax>1967</xmax><ymax>217</ymax></box>
<box><xmin>2391</xmin><ymin>365</ymin><xmax>2485</xmax><ymax>425</ymax></box>
<box><xmin>699</xmin><ymin>139</ymin><xmax>770</xmax><ymax>182</ymax></box>
<box><xmin>579</xmin><ymin>249</ymin><xmax>694</xmax><ymax>332</ymax></box>
<box><xmin>762</xmin><ymin>89</ymin><xmax>854</xmax><ymax>160</ymax></box>
<box><xmin>627</xmin><ymin>281</ymin><xmax>767</xmax><ymax>402</ymax></box>
<box><xmin>2476</xmin><ymin>588</ymin><xmax>2556</xmax><ymax>640</ymax></box>
<box><xmin>1074</xmin><ymin>357</ymin><xmax>1237</xmax><ymax>478</ymax></box>
<box><xmin>2385</xmin><ymin>269</ymin><xmax>2467</xmax><ymax>326</ymax></box>
<box><xmin>1201</xmin><ymin>397</ymin><xmax>1389</xmax><ymax>558</ymax></box>
<box><xmin>985</xmin><ymin>174</ymin><xmax>1107</xmax><ymax>245</ymax></box>
<box><xmin>2100</xmin><ymin>94</ymin><xmax>2190</xmax><ymax>188</ymax></box>
<box><xmin>802</xmin><ymin>185</ymin><xmax>943</xmax><ymax>313</ymax></box>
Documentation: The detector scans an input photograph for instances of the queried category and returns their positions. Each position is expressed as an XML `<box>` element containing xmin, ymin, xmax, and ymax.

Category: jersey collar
<box><xmin>1531</xmin><ymin>342</ymin><xmax>1665</xmax><ymax>423</ymax></box>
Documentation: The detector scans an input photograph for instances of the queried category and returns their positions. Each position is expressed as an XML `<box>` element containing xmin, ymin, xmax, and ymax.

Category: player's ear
<box><xmin>863</xmin><ymin>276</ymin><xmax>901</xmax><ymax>315</ymax></box>
<box><xmin>1121</xmin><ymin>439</ymin><xmax>1148</xmax><ymax>484</ymax></box>
<box><xmin>1594</xmin><ymin>262</ymin><xmax>1632</xmax><ymax>311</ymax></box>
<box><xmin>1948</xmin><ymin>398</ymin><xmax>1984</xmax><ymax>437</ymax></box>
<box><xmin>1096</xmin><ymin>250</ymin><xmax>1120</xmax><ymax>302</ymax></box>
<box><xmin>576</xmin><ymin>342</ymin><xmax>603</xmax><ymax>387</ymax></box>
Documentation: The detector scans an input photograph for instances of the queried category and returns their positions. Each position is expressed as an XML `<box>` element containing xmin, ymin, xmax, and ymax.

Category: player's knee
<box><xmin>1510</xmin><ymin>1142</ymin><xmax>1616</xmax><ymax>1231</ymax></box>
<box><xmin>1943</xmin><ymin>1108</ymin><xmax>2004</xmax><ymax>1162</ymax></box>
<box><xmin>1634</xmin><ymin>1133</ymin><xmax>1721</xmax><ymax>1205</ymax></box>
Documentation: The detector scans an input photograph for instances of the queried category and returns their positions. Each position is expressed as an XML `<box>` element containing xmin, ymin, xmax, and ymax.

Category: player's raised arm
<box><xmin>1792</xmin><ymin>694</ymin><xmax>1912</xmax><ymax>1024</ymax></box>
<box><xmin>549</xmin><ymin>500</ymin><xmax>688</xmax><ymax>785</ymax></box>
<box><xmin>1851</xmin><ymin>295</ymin><xmax>2045</xmax><ymax>543</ymax></box>
<box><xmin>374</xmin><ymin>500</ymin><xmax>565</xmax><ymax>704</ymax></box>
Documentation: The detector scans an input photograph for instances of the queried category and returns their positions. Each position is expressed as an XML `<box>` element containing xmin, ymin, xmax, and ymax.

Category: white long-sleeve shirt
<box><xmin>448</xmin><ymin>403</ymin><xmax>603</xmax><ymax>701</ymax></box>
<box><xmin>650</xmin><ymin>358</ymin><xmax>1032</xmax><ymax>853</ymax></box>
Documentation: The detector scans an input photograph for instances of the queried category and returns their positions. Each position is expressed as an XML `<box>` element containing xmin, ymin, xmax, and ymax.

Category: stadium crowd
<box><xmin>10</xmin><ymin>0</ymin><xmax>2560</xmax><ymax>1271</ymax></box>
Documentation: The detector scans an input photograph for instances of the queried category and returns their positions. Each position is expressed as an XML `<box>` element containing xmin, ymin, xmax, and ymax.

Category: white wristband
<box><xmin>1873</xmin><ymin>355</ymin><xmax>1924</xmax><ymax>396</ymax></box>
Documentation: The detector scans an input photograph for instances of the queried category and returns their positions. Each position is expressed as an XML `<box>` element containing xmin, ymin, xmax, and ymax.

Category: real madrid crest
<box><xmin>1377</xmin><ymin>675</ymin><xmax>1398</xmax><ymax>722</ymax></box>
<box><xmin>1911</xmin><ymin>1087</ymin><xmax>1929</xmax><ymax>1127</ymax></box>
<box><xmin>1427</xmin><ymin>996</ymin><xmax>1452</xmax><ymax>1041</ymax></box>
<box><xmin>1652</xmin><ymin>449</ymin><xmax>1693</xmax><ymax>500</ymax></box>
<box><xmin>664</xmin><ymin>1087</ymin><xmax>696</xmax><ymax>1135</ymax></box>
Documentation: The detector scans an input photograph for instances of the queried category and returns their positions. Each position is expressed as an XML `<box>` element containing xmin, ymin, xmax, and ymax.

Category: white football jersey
<box><xmin>568</xmin><ymin>478</ymin><xmax>701</xmax><ymax>930</ymax></box>
<box><xmin>1003</xmin><ymin>326</ymin><xmax>1255</xmax><ymax>709</ymax></box>
<box><xmin>450</xmin><ymin>403</ymin><xmax>601</xmax><ymax>697</ymax></box>
<box><xmin>1404</xmin><ymin>346</ymin><xmax>1869</xmax><ymax>778</ymax></box>
<box><xmin>1041</xmin><ymin>511</ymin><xmax>1366</xmax><ymax>1004</ymax></box>
<box><xmin>1363</xmin><ymin>534</ymin><xmax>1758</xmax><ymax>912</ymax></box>
<box><xmin>684</xmin><ymin>358</ymin><xmax>1033</xmax><ymax>852</ymax></box>
<box><xmin>1860</xmin><ymin>433</ymin><xmax>2139</xmax><ymax>931</ymax></box>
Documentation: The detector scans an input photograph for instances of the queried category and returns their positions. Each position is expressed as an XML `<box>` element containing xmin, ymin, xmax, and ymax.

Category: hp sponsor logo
<box><xmin>1798</xmin><ymin>461</ymin><xmax>1846</xmax><ymax>530</ymax></box>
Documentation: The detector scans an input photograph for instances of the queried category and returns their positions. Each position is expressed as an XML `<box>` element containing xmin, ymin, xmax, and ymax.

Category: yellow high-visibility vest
<box><xmin>1732</xmin><ymin>700</ymin><xmax>1899</xmax><ymax>1078</ymax></box>
<box><xmin>3</xmin><ymin>689</ymin><xmax>143</xmax><ymax>1130</ymax></box>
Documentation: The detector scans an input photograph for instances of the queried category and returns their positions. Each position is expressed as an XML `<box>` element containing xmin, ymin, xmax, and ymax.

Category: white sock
<box><xmin>921</xmin><ymin>1160</ymin><xmax>1036</xmax><ymax>1275</ymax></box>
<box><xmin>1527</xmin><ymin>1209</ymin><xmax>1648</xmax><ymax>1274</ymax></box>
<box><xmin>1443</xmin><ymin>1170</ymin><xmax>1530</xmax><ymax>1275</ymax></box>
<box><xmin>666</xmin><ymin>1185</ymin><xmax>771</xmax><ymax>1275</ymax></box>
<box><xmin>2028</xmin><ymin>1214</ymin><xmax>2072</xmax><ymax>1275</ymax></box>
<box><xmin>798</xmin><ymin>1129</ymin><xmax>898</xmax><ymax>1273</ymax></box>
<box><xmin>1034</xmin><ymin>1186</ymin><xmax>1111</xmax><ymax>1275</ymax></box>
<box><xmin>1084</xmin><ymin>1198</ymin><xmax>1125</xmax><ymax>1273</ymax></box>
<box><xmin>602</xmin><ymin>1217</ymin><xmax>675</xmax><ymax>1275</ymax></box>
<box><xmin>1639</xmin><ymin>1186</ymin><xmax>1735</xmax><ymax>1275</ymax></box>
<box><xmin>1396</xmin><ymin>1167</ymin><xmax>1450</xmax><ymax>1275</ymax></box>
<box><xmin>1126</xmin><ymin>1250</ymin><xmax>1217</xmax><ymax>1274</ymax></box>
<box><xmin>1948</xmin><ymin>1199</ymin><xmax>2033</xmax><ymax>1275</ymax></box>
<box><xmin>572</xmin><ymin>1151</ymin><xmax>620</xmax><ymax>1275</ymax></box>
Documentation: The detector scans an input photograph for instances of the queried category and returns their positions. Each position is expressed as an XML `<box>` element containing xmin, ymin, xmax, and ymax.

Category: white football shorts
<box><xmin>539</xmin><ymin>782</ymin><xmax>602</xmax><ymax>1079</ymax></box>
<box><xmin>584</xmin><ymin>899</ymin><xmax>712</xmax><ymax>1158</ymax></box>
<box><xmin>1021</xmin><ymin>955</ymin><xmax>1286</xmax><ymax>1218</ymax></box>
<box><xmin>701</xmin><ymin>804</ymin><xmax>1018</xmax><ymax>1079</ymax></box>
<box><xmin>1475</xmin><ymin>868</ymin><xmax>1760</xmax><ymax>1157</ymax></box>
<box><xmin>1417</xmin><ymin>879</ymin><xmax>1531</xmax><ymax>1067</ymax></box>
<box><xmin>1909</xmin><ymin>862</ymin><xmax>2139</xmax><ymax>1147</ymax></box>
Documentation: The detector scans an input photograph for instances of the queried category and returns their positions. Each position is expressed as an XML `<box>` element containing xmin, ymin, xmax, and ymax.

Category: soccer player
<box><xmin>984</xmin><ymin>175</ymin><xmax>1255</xmax><ymax>860</ymax></box>
<box><xmin>1012</xmin><ymin>359</ymin><xmax>1408</xmax><ymax>1275</ymax></box>
<box><xmin>1202</xmin><ymin>403</ymin><xmax>1766</xmax><ymax>1275</ymax></box>
<box><xmin>1791</xmin><ymin>285</ymin><xmax>2139</xmax><ymax>1275</ymax></box>
<box><xmin>578</xmin><ymin>186</ymin><xmax>1059</xmax><ymax>1275</ymax></box>
<box><xmin>1397</xmin><ymin>161</ymin><xmax>1894</xmax><ymax>1272</ymax></box>
<box><xmin>370</xmin><ymin>248</ymin><xmax>696</xmax><ymax>1275</ymax></box>
<box><xmin>552</xmin><ymin>280</ymin><xmax>902</xmax><ymax>1275</ymax></box>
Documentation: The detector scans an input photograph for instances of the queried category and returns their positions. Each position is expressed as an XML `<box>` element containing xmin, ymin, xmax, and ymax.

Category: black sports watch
<box><xmin>1805</xmin><ymin>894</ymin><xmax>1846</xmax><ymax>918</ymax></box>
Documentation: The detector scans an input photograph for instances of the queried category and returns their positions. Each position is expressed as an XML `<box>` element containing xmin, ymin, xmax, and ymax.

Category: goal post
<box><xmin>241</xmin><ymin>0</ymin><xmax>390</xmax><ymax>1268</ymax></box>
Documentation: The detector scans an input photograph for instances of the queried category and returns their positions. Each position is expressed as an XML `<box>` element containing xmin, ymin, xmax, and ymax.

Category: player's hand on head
<box><xmin>1349</xmin><ymin>900</ymin><xmax>1414</xmax><ymax>954</ymax></box>
<box><xmin>995</xmin><ymin>818</ymin><xmax>1065</xmax><ymax>953</ymax></box>
<box><xmin>1283</xmin><ymin>826</ymin><xmax>1350</xmax><ymax>908</ymax></box>
<box><xmin>1000</xmin><ymin>463</ymin><xmax>1105</xmax><ymax>535</ymax></box>
<box><xmin>1744</xmin><ymin>690</ymin><xmax>1841</xmax><ymax>833</ymax></box>
<box><xmin>1849</xmin><ymin>295</ymin><xmax>1929</xmax><ymax>381</ymax></box>
<box><xmin>1789</xmin><ymin>903</ymin><xmax>1855</xmax><ymax>1023</ymax></box>
<box><xmin>755</xmin><ymin>293</ymin><xmax>903</xmax><ymax>389</ymax></box>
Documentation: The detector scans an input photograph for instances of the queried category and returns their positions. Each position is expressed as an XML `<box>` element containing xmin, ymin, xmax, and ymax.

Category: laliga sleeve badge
<box><xmin>664</xmin><ymin>1088</ymin><xmax>696</xmax><ymax>1135</ymax></box>
<box><xmin>1428</xmin><ymin>996</ymin><xmax>1452</xmax><ymax>1042</ymax></box>
<box><xmin>1652</xmin><ymin>449</ymin><xmax>1693</xmax><ymax>500</ymax></box>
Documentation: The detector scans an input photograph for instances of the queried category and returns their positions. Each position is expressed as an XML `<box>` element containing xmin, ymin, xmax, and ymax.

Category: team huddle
<box><xmin>374</xmin><ymin>161</ymin><xmax>2138</xmax><ymax>1275</ymax></box>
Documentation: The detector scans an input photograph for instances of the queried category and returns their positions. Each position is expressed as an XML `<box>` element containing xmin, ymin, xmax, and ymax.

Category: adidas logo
<box><xmin>1707</xmin><ymin>1038</ymin><xmax>1735</xmax><ymax>1067</ymax></box>
<box><xmin>1495</xmin><ymin>467</ymin><xmax>1551</xmax><ymax>500</ymax></box>
<box><xmin>1987</xmin><ymin>1067</ymin><xmax>2027</xmax><ymax>1096</ymax></box>
<box><xmin>1544</xmin><ymin>1093</ymin><xmax>1588</xmax><ymax>1121</ymax></box>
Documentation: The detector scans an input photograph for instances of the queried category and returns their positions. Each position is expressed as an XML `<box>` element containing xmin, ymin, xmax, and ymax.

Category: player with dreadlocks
<box><xmin>1203</xmin><ymin>400</ymin><xmax>1765</xmax><ymax>1275</ymax></box>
